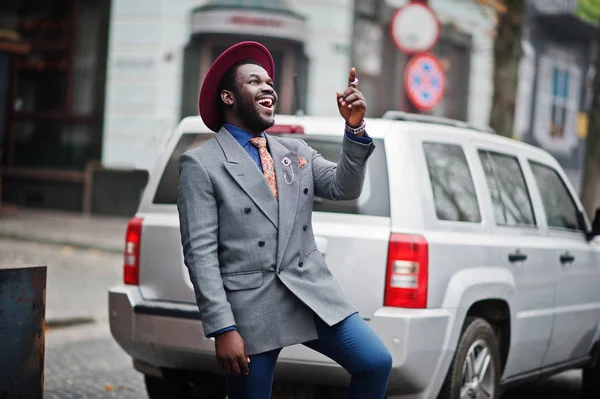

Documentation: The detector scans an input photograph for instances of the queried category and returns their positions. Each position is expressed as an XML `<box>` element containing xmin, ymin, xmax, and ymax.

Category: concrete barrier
<box><xmin>0</xmin><ymin>265</ymin><xmax>47</xmax><ymax>399</ymax></box>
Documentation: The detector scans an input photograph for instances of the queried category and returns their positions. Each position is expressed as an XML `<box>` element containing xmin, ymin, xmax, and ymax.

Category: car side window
<box><xmin>529</xmin><ymin>162</ymin><xmax>580</xmax><ymax>231</ymax></box>
<box><xmin>423</xmin><ymin>142</ymin><xmax>481</xmax><ymax>223</ymax></box>
<box><xmin>479</xmin><ymin>151</ymin><xmax>536</xmax><ymax>227</ymax></box>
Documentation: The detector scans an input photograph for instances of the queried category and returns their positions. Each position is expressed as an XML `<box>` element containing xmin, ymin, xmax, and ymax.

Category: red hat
<box><xmin>198</xmin><ymin>41</ymin><xmax>275</xmax><ymax>132</ymax></box>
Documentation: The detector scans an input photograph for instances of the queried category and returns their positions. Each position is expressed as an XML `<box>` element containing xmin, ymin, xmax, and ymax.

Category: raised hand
<box><xmin>336</xmin><ymin>67</ymin><xmax>367</xmax><ymax>129</ymax></box>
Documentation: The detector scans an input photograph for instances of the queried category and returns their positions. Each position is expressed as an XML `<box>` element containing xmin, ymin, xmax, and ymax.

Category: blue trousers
<box><xmin>226</xmin><ymin>313</ymin><xmax>392</xmax><ymax>399</ymax></box>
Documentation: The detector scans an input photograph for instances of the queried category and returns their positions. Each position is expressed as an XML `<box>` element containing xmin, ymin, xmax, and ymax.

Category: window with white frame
<box><xmin>533</xmin><ymin>53</ymin><xmax>581</xmax><ymax>154</ymax></box>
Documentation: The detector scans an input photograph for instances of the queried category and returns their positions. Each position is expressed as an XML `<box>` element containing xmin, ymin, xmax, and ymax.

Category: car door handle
<box><xmin>508</xmin><ymin>251</ymin><xmax>527</xmax><ymax>263</ymax></box>
<box><xmin>560</xmin><ymin>253</ymin><xmax>575</xmax><ymax>265</ymax></box>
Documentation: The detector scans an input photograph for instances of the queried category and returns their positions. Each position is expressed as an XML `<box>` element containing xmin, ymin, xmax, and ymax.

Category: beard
<box><xmin>234</xmin><ymin>91</ymin><xmax>275</xmax><ymax>134</ymax></box>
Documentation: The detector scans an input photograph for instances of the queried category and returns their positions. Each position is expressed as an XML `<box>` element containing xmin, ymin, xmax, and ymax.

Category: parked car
<box><xmin>109</xmin><ymin>111</ymin><xmax>600</xmax><ymax>398</ymax></box>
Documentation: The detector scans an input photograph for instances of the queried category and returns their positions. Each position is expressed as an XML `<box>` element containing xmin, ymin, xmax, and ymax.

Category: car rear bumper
<box><xmin>109</xmin><ymin>285</ymin><xmax>452</xmax><ymax>397</ymax></box>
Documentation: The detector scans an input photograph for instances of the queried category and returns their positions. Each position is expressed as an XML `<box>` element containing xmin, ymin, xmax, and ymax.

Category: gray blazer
<box><xmin>177</xmin><ymin>127</ymin><xmax>375</xmax><ymax>355</ymax></box>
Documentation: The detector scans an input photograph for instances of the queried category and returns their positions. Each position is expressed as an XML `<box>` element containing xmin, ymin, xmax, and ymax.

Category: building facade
<box><xmin>102</xmin><ymin>0</ymin><xmax>356</xmax><ymax>172</ymax></box>
<box><xmin>2</xmin><ymin>0</ymin><xmax>596</xmax><ymax>214</ymax></box>
<box><xmin>1</xmin><ymin>0</ymin><xmax>356</xmax><ymax>213</ymax></box>
<box><xmin>515</xmin><ymin>0</ymin><xmax>597</xmax><ymax>192</ymax></box>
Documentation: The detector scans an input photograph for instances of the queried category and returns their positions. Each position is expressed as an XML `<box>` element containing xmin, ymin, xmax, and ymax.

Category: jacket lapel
<box><xmin>216</xmin><ymin>128</ymin><xmax>278</xmax><ymax>228</ymax></box>
<box><xmin>267</xmin><ymin>134</ymin><xmax>300</xmax><ymax>268</ymax></box>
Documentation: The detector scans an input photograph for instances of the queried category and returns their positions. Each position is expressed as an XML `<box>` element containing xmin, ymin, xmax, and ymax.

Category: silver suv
<box><xmin>109</xmin><ymin>112</ymin><xmax>600</xmax><ymax>398</ymax></box>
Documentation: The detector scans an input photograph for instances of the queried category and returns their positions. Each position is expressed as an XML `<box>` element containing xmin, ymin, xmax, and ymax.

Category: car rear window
<box><xmin>153</xmin><ymin>133</ymin><xmax>213</xmax><ymax>204</ymax></box>
<box><xmin>153</xmin><ymin>133</ymin><xmax>390</xmax><ymax>217</ymax></box>
<box><xmin>289</xmin><ymin>136</ymin><xmax>390</xmax><ymax>217</ymax></box>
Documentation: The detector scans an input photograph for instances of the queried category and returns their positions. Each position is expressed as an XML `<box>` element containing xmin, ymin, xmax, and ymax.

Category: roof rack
<box><xmin>381</xmin><ymin>111</ymin><xmax>496</xmax><ymax>134</ymax></box>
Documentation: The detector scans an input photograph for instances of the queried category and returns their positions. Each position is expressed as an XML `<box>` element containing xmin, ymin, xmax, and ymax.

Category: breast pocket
<box><xmin>221</xmin><ymin>271</ymin><xmax>264</xmax><ymax>291</ymax></box>
<box><xmin>305</xmin><ymin>246</ymin><xmax>319</xmax><ymax>258</ymax></box>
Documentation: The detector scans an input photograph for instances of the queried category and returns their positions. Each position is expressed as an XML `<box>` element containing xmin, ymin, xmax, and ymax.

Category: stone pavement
<box><xmin>0</xmin><ymin>207</ymin><xmax>129</xmax><ymax>254</ymax></box>
<box><xmin>44</xmin><ymin>325</ymin><xmax>145</xmax><ymax>399</ymax></box>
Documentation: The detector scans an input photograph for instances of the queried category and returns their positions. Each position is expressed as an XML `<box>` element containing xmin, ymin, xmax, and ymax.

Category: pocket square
<box><xmin>299</xmin><ymin>157</ymin><xmax>308</xmax><ymax>169</ymax></box>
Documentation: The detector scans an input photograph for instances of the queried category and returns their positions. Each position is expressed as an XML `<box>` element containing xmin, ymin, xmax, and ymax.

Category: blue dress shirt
<box><xmin>207</xmin><ymin>122</ymin><xmax>372</xmax><ymax>338</ymax></box>
<box><xmin>224</xmin><ymin>123</ymin><xmax>265</xmax><ymax>171</ymax></box>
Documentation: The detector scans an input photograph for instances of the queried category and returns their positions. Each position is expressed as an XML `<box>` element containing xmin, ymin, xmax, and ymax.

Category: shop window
<box><xmin>2</xmin><ymin>0</ymin><xmax>108</xmax><ymax>170</ymax></box>
<box><xmin>550</xmin><ymin>67</ymin><xmax>569</xmax><ymax>138</ymax></box>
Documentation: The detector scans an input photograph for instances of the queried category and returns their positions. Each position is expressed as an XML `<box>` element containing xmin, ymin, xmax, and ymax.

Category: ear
<box><xmin>220</xmin><ymin>90</ymin><xmax>235</xmax><ymax>106</ymax></box>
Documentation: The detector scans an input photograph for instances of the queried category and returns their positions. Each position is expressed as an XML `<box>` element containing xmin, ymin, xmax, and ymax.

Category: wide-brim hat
<box><xmin>198</xmin><ymin>41</ymin><xmax>275</xmax><ymax>132</ymax></box>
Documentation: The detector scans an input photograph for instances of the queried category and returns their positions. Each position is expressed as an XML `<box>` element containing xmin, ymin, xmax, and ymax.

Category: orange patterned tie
<box><xmin>250</xmin><ymin>137</ymin><xmax>278</xmax><ymax>200</ymax></box>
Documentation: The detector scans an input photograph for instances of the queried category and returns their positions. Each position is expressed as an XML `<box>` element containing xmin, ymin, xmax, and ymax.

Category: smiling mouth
<box><xmin>257</xmin><ymin>97</ymin><xmax>274</xmax><ymax>111</ymax></box>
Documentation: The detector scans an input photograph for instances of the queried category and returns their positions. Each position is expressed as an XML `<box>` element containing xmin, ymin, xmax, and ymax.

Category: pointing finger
<box><xmin>348</xmin><ymin>67</ymin><xmax>357</xmax><ymax>88</ymax></box>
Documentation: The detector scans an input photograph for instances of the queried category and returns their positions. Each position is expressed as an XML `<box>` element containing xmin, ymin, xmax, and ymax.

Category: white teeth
<box><xmin>258</xmin><ymin>98</ymin><xmax>273</xmax><ymax>108</ymax></box>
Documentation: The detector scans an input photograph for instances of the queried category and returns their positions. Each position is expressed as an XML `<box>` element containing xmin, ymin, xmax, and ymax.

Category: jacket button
<box><xmin>258</xmin><ymin>240</ymin><xmax>265</xmax><ymax>247</ymax></box>
<box><xmin>244</xmin><ymin>207</ymin><xmax>251</xmax><ymax>214</ymax></box>
<box><xmin>299</xmin><ymin>261</ymin><xmax>304</xmax><ymax>268</ymax></box>
<box><xmin>277</xmin><ymin>269</ymin><xmax>281</xmax><ymax>275</ymax></box>
<box><xmin>303</xmin><ymin>225</ymin><xmax>308</xmax><ymax>231</ymax></box>
<box><xmin>303</xmin><ymin>188</ymin><xmax>309</xmax><ymax>195</ymax></box>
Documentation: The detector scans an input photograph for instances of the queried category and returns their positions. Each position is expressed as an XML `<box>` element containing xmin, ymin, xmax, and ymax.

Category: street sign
<box><xmin>390</xmin><ymin>2</ymin><xmax>440</xmax><ymax>54</ymax></box>
<box><xmin>405</xmin><ymin>53</ymin><xmax>446</xmax><ymax>111</ymax></box>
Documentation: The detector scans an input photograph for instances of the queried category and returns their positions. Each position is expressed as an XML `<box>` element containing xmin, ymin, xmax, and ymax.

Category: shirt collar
<box><xmin>224</xmin><ymin>123</ymin><xmax>265</xmax><ymax>148</ymax></box>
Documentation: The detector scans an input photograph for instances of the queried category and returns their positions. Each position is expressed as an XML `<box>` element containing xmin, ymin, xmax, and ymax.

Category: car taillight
<box><xmin>124</xmin><ymin>217</ymin><xmax>143</xmax><ymax>285</ymax></box>
<box><xmin>266</xmin><ymin>124</ymin><xmax>304</xmax><ymax>134</ymax></box>
<box><xmin>384</xmin><ymin>234</ymin><xmax>428</xmax><ymax>308</ymax></box>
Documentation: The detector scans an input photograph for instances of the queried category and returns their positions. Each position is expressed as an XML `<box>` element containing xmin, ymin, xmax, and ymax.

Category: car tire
<box><xmin>582</xmin><ymin>359</ymin><xmax>600</xmax><ymax>398</ymax></box>
<box><xmin>438</xmin><ymin>317</ymin><xmax>502</xmax><ymax>399</ymax></box>
<box><xmin>145</xmin><ymin>373</ymin><xmax>227</xmax><ymax>399</ymax></box>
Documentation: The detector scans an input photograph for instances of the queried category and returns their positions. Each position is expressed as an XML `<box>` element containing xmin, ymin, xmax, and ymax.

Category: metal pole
<box><xmin>402</xmin><ymin>0</ymin><xmax>428</xmax><ymax>114</ymax></box>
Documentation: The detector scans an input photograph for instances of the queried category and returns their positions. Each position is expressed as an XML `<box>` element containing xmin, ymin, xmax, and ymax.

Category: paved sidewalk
<box><xmin>0</xmin><ymin>207</ymin><xmax>129</xmax><ymax>253</ymax></box>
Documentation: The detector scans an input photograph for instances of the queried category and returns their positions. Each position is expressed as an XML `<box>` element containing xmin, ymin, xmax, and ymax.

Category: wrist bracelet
<box><xmin>345</xmin><ymin>119</ymin><xmax>366</xmax><ymax>135</ymax></box>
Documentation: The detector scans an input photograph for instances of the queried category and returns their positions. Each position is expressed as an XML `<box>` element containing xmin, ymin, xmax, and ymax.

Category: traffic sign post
<box><xmin>390</xmin><ymin>1</ymin><xmax>440</xmax><ymax>54</ymax></box>
<box><xmin>389</xmin><ymin>0</ymin><xmax>444</xmax><ymax>113</ymax></box>
<box><xmin>404</xmin><ymin>53</ymin><xmax>446</xmax><ymax>112</ymax></box>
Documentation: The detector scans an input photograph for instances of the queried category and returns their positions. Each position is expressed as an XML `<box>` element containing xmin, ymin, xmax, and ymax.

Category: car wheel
<box><xmin>145</xmin><ymin>375</ymin><xmax>184</xmax><ymax>399</ymax></box>
<box><xmin>438</xmin><ymin>317</ymin><xmax>502</xmax><ymax>399</ymax></box>
<box><xmin>582</xmin><ymin>359</ymin><xmax>600</xmax><ymax>398</ymax></box>
<box><xmin>145</xmin><ymin>373</ymin><xmax>227</xmax><ymax>399</ymax></box>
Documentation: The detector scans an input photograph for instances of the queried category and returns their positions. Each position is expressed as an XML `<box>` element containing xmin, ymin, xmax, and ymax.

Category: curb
<box><xmin>0</xmin><ymin>232</ymin><xmax>123</xmax><ymax>254</ymax></box>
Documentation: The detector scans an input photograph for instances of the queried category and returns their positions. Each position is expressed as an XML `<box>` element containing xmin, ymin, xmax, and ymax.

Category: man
<box><xmin>177</xmin><ymin>41</ymin><xmax>392</xmax><ymax>399</ymax></box>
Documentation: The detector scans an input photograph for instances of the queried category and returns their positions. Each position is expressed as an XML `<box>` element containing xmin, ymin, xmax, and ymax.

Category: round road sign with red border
<box><xmin>405</xmin><ymin>52</ymin><xmax>446</xmax><ymax>111</ymax></box>
<box><xmin>390</xmin><ymin>2</ymin><xmax>440</xmax><ymax>54</ymax></box>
